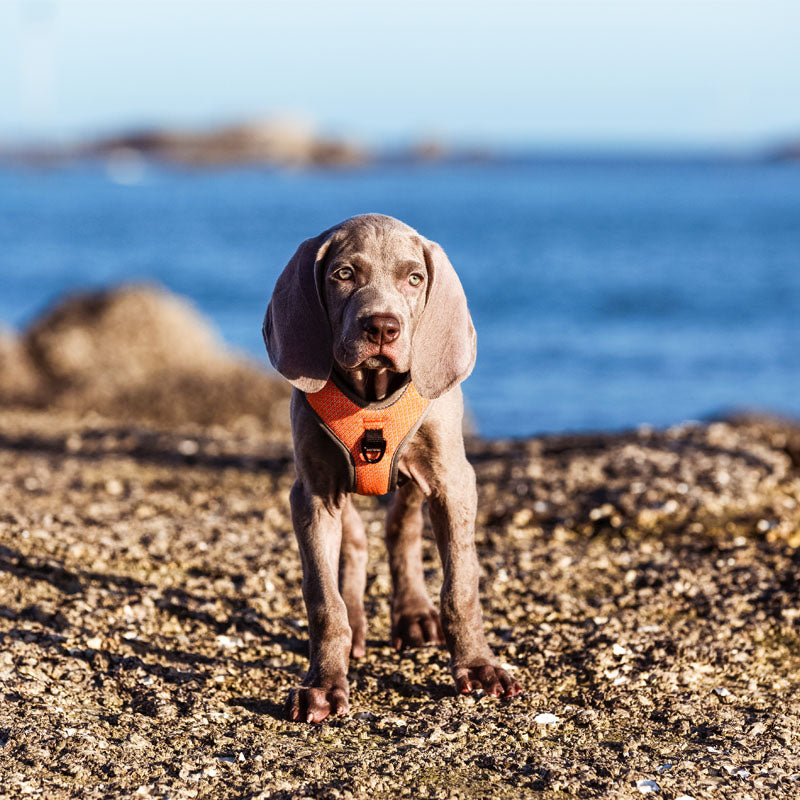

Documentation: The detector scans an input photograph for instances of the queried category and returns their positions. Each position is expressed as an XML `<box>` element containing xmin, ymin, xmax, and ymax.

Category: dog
<box><xmin>263</xmin><ymin>213</ymin><xmax>521</xmax><ymax>722</ymax></box>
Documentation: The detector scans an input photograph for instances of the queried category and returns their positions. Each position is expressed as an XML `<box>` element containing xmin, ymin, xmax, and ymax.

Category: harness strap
<box><xmin>305</xmin><ymin>378</ymin><xmax>430</xmax><ymax>495</ymax></box>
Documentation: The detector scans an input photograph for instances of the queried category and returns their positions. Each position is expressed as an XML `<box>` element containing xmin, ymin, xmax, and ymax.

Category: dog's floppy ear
<box><xmin>411</xmin><ymin>238</ymin><xmax>477</xmax><ymax>399</ymax></box>
<box><xmin>263</xmin><ymin>231</ymin><xmax>337</xmax><ymax>393</ymax></box>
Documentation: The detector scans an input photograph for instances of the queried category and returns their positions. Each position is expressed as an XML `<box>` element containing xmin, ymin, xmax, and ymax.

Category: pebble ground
<box><xmin>1</xmin><ymin>409</ymin><xmax>799</xmax><ymax>799</ymax></box>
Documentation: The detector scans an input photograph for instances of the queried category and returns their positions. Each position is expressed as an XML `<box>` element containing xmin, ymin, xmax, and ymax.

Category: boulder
<box><xmin>19</xmin><ymin>284</ymin><xmax>291</xmax><ymax>433</ymax></box>
<box><xmin>0</xmin><ymin>327</ymin><xmax>45</xmax><ymax>406</ymax></box>
<box><xmin>26</xmin><ymin>284</ymin><xmax>228</xmax><ymax>390</ymax></box>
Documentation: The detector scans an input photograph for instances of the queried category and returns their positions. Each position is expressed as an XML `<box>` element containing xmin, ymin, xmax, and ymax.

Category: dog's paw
<box><xmin>453</xmin><ymin>663</ymin><xmax>521</xmax><ymax>698</ymax></box>
<box><xmin>349</xmin><ymin>617</ymin><xmax>367</xmax><ymax>659</ymax></box>
<box><xmin>391</xmin><ymin>608</ymin><xmax>445</xmax><ymax>651</ymax></box>
<box><xmin>284</xmin><ymin>684</ymin><xmax>350</xmax><ymax>723</ymax></box>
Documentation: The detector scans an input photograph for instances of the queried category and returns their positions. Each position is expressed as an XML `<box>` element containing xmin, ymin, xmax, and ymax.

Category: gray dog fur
<box><xmin>264</xmin><ymin>214</ymin><xmax>521</xmax><ymax>722</ymax></box>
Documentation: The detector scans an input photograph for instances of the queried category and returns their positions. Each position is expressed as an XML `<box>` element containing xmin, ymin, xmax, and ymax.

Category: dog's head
<box><xmin>263</xmin><ymin>214</ymin><xmax>476</xmax><ymax>400</ymax></box>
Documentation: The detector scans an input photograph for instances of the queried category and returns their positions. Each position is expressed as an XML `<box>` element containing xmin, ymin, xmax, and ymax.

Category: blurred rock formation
<box><xmin>2</xmin><ymin>118</ymin><xmax>368</xmax><ymax>169</ymax></box>
<box><xmin>0</xmin><ymin>327</ymin><xmax>44</xmax><ymax>406</ymax></box>
<box><xmin>0</xmin><ymin>285</ymin><xmax>291</xmax><ymax>434</ymax></box>
<box><xmin>766</xmin><ymin>139</ymin><xmax>800</xmax><ymax>162</ymax></box>
<box><xmin>81</xmin><ymin>118</ymin><xmax>368</xmax><ymax>167</ymax></box>
<box><xmin>0</xmin><ymin>119</ymin><xmax>499</xmax><ymax>169</ymax></box>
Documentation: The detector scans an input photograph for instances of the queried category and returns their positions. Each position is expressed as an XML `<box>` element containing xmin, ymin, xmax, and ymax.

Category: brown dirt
<box><xmin>2</xmin><ymin>406</ymin><xmax>800</xmax><ymax>799</ymax></box>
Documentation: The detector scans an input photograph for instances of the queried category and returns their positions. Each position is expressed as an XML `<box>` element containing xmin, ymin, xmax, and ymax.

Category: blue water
<box><xmin>1</xmin><ymin>160</ymin><xmax>798</xmax><ymax>437</ymax></box>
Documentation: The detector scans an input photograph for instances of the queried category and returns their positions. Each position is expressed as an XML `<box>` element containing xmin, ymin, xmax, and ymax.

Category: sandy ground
<box><xmin>1</xmin><ymin>408</ymin><xmax>800</xmax><ymax>799</ymax></box>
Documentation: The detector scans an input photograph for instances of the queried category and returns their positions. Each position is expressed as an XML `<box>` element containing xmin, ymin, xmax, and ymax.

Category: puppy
<box><xmin>264</xmin><ymin>213</ymin><xmax>520</xmax><ymax>722</ymax></box>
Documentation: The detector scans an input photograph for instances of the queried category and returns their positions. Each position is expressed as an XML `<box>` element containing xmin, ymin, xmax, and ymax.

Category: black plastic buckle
<box><xmin>361</xmin><ymin>428</ymin><xmax>386</xmax><ymax>463</ymax></box>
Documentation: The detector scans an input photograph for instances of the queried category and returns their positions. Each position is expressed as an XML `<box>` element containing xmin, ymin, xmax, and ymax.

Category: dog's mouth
<box><xmin>336</xmin><ymin>359</ymin><xmax>408</xmax><ymax>402</ymax></box>
<box><xmin>360</xmin><ymin>354</ymin><xmax>395</xmax><ymax>370</ymax></box>
<box><xmin>334</xmin><ymin>334</ymin><xmax>413</xmax><ymax>400</ymax></box>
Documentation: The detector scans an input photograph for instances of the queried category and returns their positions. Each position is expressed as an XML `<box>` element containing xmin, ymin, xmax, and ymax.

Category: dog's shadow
<box><xmin>227</xmin><ymin>696</ymin><xmax>286</xmax><ymax>720</ymax></box>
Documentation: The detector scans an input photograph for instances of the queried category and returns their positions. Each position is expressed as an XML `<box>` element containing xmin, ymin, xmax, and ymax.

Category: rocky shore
<box><xmin>1</xmin><ymin>119</ymin><xmax>368</xmax><ymax>170</ymax></box>
<box><xmin>2</xmin><ymin>287</ymin><xmax>799</xmax><ymax>798</ymax></box>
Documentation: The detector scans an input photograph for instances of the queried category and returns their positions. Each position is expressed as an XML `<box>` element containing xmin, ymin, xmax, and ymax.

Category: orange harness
<box><xmin>304</xmin><ymin>377</ymin><xmax>431</xmax><ymax>495</ymax></box>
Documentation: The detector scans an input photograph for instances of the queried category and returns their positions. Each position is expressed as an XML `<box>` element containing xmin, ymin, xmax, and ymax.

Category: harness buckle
<box><xmin>360</xmin><ymin>428</ymin><xmax>386</xmax><ymax>463</ymax></box>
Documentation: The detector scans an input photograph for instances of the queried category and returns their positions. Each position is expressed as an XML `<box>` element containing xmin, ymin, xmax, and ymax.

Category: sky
<box><xmin>1</xmin><ymin>0</ymin><xmax>799</xmax><ymax>150</ymax></box>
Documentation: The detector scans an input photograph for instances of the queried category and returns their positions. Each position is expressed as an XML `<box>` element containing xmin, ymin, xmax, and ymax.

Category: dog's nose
<box><xmin>361</xmin><ymin>314</ymin><xmax>401</xmax><ymax>344</ymax></box>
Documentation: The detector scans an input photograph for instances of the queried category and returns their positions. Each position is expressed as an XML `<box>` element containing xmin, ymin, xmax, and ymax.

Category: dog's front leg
<box><xmin>428</xmin><ymin>460</ymin><xmax>521</xmax><ymax>699</ymax></box>
<box><xmin>286</xmin><ymin>480</ymin><xmax>352</xmax><ymax>722</ymax></box>
<box><xmin>386</xmin><ymin>481</ymin><xmax>444</xmax><ymax>650</ymax></box>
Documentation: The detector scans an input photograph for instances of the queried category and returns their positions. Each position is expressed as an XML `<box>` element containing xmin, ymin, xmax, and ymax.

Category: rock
<box><xmin>26</xmin><ymin>284</ymin><xmax>228</xmax><ymax>389</ymax></box>
<box><xmin>19</xmin><ymin>284</ymin><xmax>291</xmax><ymax>432</ymax></box>
<box><xmin>80</xmin><ymin>118</ymin><xmax>369</xmax><ymax>168</ymax></box>
<box><xmin>765</xmin><ymin>140</ymin><xmax>800</xmax><ymax>162</ymax></box>
<box><xmin>0</xmin><ymin>327</ymin><xmax>45</xmax><ymax>405</ymax></box>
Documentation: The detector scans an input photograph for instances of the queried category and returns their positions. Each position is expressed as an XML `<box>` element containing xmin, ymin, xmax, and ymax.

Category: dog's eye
<box><xmin>408</xmin><ymin>273</ymin><xmax>424</xmax><ymax>287</ymax></box>
<box><xmin>334</xmin><ymin>267</ymin><xmax>354</xmax><ymax>281</ymax></box>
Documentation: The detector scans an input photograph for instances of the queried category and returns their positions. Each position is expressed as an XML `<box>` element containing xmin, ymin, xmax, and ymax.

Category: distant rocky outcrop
<box><xmin>3</xmin><ymin>119</ymin><xmax>368</xmax><ymax>169</ymax></box>
<box><xmin>0</xmin><ymin>119</ymin><xmax>498</xmax><ymax>170</ymax></box>
<box><xmin>0</xmin><ymin>285</ymin><xmax>291</xmax><ymax>434</ymax></box>
<box><xmin>82</xmin><ymin>118</ymin><xmax>368</xmax><ymax>168</ymax></box>
<box><xmin>764</xmin><ymin>139</ymin><xmax>800</xmax><ymax>162</ymax></box>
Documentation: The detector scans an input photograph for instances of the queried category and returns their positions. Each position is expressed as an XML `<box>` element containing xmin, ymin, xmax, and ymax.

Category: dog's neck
<box><xmin>334</xmin><ymin>366</ymin><xmax>409</xmax><ymax>402</ymax></box>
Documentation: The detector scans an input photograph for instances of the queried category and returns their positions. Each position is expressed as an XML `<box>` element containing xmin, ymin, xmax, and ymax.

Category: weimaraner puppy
<box><xmin>263</xmin><ymin>213</ymin><xmax>521</xmax><ymax>722</ymax></box>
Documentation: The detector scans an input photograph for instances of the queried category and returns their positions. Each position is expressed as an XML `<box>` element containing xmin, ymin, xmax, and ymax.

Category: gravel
<box><xmin>1</xmin><ymin>407</ymin><xmax>800</xmax><ymax>799</ymax></box>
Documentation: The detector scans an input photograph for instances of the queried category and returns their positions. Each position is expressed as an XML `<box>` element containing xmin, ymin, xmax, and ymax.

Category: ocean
<box><xmin>1</xmin><ymin>159</ymin><xmax>798</xmax><ymax>437</ymax></box>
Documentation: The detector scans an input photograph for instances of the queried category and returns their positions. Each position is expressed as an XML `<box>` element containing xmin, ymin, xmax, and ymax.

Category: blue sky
<box><xmin>1</xmin><ymin>0</ymin><xmax>798</xmax><ymax>149</ymax></box>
